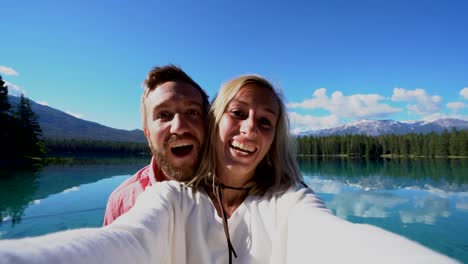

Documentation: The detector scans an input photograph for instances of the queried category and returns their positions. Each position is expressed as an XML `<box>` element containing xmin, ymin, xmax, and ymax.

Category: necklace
<box><xmin>217</xmin><ymin>183</ymin><xmax>252</xmax><ymax>191</ymax></box>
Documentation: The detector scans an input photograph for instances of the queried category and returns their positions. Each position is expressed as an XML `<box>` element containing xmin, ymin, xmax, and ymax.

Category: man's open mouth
<box><xmin>171</xmin><ymin>143</ymin><xmax>194</xmax><ymax>157</ymax></box>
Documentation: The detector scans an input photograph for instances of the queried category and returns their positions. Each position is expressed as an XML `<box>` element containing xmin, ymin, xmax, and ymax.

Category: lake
<box><xmin>1</xmin><ymin>157</ymin><xmax>467</xmax><ymax>263</ymax></box>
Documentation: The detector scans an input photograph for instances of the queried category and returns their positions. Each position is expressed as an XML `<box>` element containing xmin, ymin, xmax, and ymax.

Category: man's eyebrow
<box><xmin>153</xmin><ymin>99</ymin><xmax>203</xmax><ymax>112</ymax></box>
<box><xmin>230</xmin><ymin>99</ymin><xmax>278</xmax><ymax>115</ymax></box>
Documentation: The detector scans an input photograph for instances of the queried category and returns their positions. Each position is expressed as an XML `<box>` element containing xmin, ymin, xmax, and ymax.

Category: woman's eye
<box><xmin>230</xmin><ymin>109</ymin><xmax>245</xmax><ymax>118</ymax></box>
<box><xmin>259</xmin><ymin>118</ymin><xmax>272</xmax><ymax>127</ymax></box>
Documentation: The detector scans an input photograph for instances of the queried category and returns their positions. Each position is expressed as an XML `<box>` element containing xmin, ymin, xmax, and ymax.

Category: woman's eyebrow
<box><xmin>230</xmin><ymin>99</ymin><xmax>278</xmax><ymax>116</ymax></box>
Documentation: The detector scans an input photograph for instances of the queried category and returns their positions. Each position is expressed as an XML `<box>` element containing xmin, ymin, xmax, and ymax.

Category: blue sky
<box><xmin>2</xmin><ymin>0</ymin><xmax>467</xmax><ymax>133</ymax></box>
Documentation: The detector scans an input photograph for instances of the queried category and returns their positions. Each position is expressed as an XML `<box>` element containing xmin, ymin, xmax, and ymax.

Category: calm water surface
<box><xmin>0</xmin><ymin>157</ymin><xmax>467</xmax><ymax>263</ymax></box>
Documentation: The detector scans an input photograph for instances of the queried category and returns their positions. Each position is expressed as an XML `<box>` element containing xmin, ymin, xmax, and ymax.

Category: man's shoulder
<box><xmin>111</xmin><ymin>165</ymin><xmax>152</xmax><ymax>195</ymax></box>
<box><xmin>103</xmin><ymin>164</ymin><xmax>154</xmax><ymax>225</ymax></box>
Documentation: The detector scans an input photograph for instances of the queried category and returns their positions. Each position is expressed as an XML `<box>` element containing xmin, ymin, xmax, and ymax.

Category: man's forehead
<box><xmin>149</xmin><ymin>81</ymin><xmax>203</xmax><ymax>107</ymax></box>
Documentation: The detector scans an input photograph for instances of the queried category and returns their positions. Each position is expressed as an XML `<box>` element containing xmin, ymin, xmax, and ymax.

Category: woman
<box><xmin>0</xmin><ymin>75</ymin><xmax>457</xmax><ymax>264</ymax></box>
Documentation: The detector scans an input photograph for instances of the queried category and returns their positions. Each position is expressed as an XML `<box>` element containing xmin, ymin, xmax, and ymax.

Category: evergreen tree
<box><xmin>0</xmin><ymin>76</ymin><xmax>10</xmax><ymax>112</ymax></box>
<box><xmin>449</xmin><ymin>129</ymin><xmax>461</xmax><ymax>156</ymax></box>
<box><xmin>0</xmin><ymin>76</ymin><xmax>14</xmax><ymax>158</ymax></box>
<box><xmin>14</xmin><ymin>94</ymin><xmax>46</xmax><ymax>157</ymax></box>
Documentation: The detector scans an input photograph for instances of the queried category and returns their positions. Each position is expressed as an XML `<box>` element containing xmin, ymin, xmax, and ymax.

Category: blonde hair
<box><xmin>188</xmin><ymin>74</ymin><xmax>303</xmax><ymax>196</ymax></box>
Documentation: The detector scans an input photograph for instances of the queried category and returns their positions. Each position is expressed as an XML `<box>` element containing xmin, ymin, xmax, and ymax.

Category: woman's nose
<box><xmin>240</xmin><ymin>114</ymin><xmax>257</xmax><ymax>137</ymax></box>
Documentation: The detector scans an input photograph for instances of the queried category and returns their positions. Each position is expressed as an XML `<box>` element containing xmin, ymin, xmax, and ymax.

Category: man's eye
<box><xmin>187</xmin><ymin>109</ymin><xmax>201</xmax><ymax>117</ymax></box>
<box><xmin>156</xmin><ymin>111</ymin><xmax>173</xmax><ymax>120</ymax></box>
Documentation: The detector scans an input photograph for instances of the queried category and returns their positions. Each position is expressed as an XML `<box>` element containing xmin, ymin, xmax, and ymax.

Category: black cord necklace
<box><xmin>217</xmin><ymin>183</ymin><xmax>252</xmax><ymax>191</ymax></box>
<box><xmin>211</xmin><ymin>178</ymin><xmax>253</xmax><ymax>264</ymax></box>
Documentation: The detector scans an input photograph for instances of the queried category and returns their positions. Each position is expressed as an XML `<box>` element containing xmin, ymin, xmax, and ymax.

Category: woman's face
<box><xmin>216</xmin><ymin>83</ymin><xmax>279</xmax><ymax>182</ymax></box>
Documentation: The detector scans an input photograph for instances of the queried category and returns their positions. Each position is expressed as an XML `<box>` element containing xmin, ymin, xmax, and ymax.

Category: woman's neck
<box><xmin>218</xmin><ymin>166</ymin><xmax>254</xmax><ymax>188</ymax></box>
<box><xmin>211</xmin><ymin>187</ymin><xmax>248</xmax><ymax>218</ymax></box>
<box><xmin>211</xmin><ymin>168</ymin><xmax>254</xmax><ymax>218</ymax></box>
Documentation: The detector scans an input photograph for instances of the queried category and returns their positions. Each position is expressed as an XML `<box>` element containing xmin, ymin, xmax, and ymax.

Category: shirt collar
<box><xmin>149</xmin><ymin>156</ymin><xmax>168</xmax><ymax>184</ymax></box>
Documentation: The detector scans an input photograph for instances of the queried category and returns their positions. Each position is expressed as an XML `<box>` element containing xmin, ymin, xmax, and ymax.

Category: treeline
<box><xmin>45</xmin><ymin>139</ymin><xmax>150</xmax><ymax>155</ymax></box>
<box><xmin>1</xmin><ymin>76</ymin><xmax>150</xmax><ymax>161</ymax></box>
<box><xmin>296</xmin><ymin>130</ymin><xmax>468</xmax><ymax>158</ymax></box>
<box><xmin>0</xmin><ymin>76</ymin><xmax>46</xmax><ymax>160</ymax></box>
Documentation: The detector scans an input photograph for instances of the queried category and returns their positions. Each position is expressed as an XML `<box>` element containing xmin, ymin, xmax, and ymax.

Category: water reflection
<box><xmin>300</xmin><ymin>157</ymin><xmax>468</xmax><ymax>262</ymax></box>
<box><xmin>1</xmin><ymin>157</ymin><xmax>467</xmax><ymax>262</ymax></box>
<box><xmin>301</xmin><ymin>158</ymin><xmax>468</xmax><ymax>225</ymax></box>
<box><xmin>299</xmin><ymin>157</ymin><xmax>468</xmax><ymax>191</ymax></box>
<box><xmin>0</xmin><ymin>157</ymin><xmax>149</xmax><ymax>227</ymax></box>
<box><xmin>0</xmin><ymin>169</ymin><xmax>38</xmax><ymax>226</ymax></box>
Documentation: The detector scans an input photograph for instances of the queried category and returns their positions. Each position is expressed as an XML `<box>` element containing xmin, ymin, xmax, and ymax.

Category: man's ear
<box><xmin>143</xmin><ymin>128</ymin><xmax>151</xmax><ymax>146</ymax></box>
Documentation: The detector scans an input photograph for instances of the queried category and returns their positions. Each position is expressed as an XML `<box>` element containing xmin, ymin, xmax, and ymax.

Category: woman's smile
<box><xmin>230</xmin><ymin>139</ymin><xmax>257</xmax><ymax>154</ymax></box>
<box><xmin>216</xmin><ymin>83</ymin><xmax>279</xmax><ymax>181</ymax></box>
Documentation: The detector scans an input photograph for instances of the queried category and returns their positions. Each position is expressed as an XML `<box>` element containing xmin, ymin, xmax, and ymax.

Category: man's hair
<box><xmin>188</xmin><ymin>74</ymin><xmax>303</xmax><ymax>195</ymax></box>
<box><xmin>140</xmin><ymin>64</ymin><xmax>209</xmax><ymax>130</ymax></box>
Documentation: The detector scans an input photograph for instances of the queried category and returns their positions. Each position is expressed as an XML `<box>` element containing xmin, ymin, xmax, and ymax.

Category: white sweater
<box><xmin>0</xmin><ymin>181</ymin><xmax>459</xmax><ymax>264</ymax></box>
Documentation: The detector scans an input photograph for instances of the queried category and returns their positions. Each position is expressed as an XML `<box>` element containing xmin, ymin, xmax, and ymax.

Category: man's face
<box><xmin>143</xmin><ymin>81</ymin><xmax>205</xmax><ymax>181</ymax></box>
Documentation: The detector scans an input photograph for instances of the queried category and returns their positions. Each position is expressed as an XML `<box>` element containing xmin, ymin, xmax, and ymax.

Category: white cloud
<box><xmin>37</xmin><ymin>101</ymin><xmax>49</xmax><ymax>106</ymax></box>
<box><xmin>65</xmin><ymin>111</ymin><xmax>84</xmax><ymax>119</ymax></box>
<box><xmin>327</xmin><ymin>191</ymin><xmax>408</xmax><ymax>220</ymax></box>
<box><xmin>447</xmin><ymin>102</ymin><xmax>466</xmax><ymax>113</ymax></box>
<box><xmin>305</xmin><ymin>178</ymin><xmax>344</xmax><ymax>194</ymax></box>
<box><xmin>30</xmin><ymin>199</ymin><xmax>41</xmax><ymax>205</ymax></box>
<box><xmin>62</xmin><ymin>186</ymin><xmax>80</xmax><ymax>194</ymax></box>
<box><xmin>460</xmin><ymin>87</ymin><xmax>468</xmax><ymax>100</ymax></box>
<box><xmin>391</xmin><ymin>88</ymin><xmax>442</xmax><ymax>115</ymax></box>
<box><xmin>0</xmin><ymin>66</ymin><xmax>19</xmax><ymax>76</ymax></box>
<box><xmin>420</xmin><ymin>112</ymin><xmax>468</xmax><ymax>122</ymax></box>
<box><xmin>289</xmin><ymin>112</ymin><xmax>340</xmax><ymax>133</ymax></box>
<box><xmin>455</xmin><ymin>198</ymin><xmax>468</xmax><ymax>211</ymax></box>
<box><xmin>4</xmin><ymin>81</ymin><xmax>25</xmax><ymax>96</ymax></box>
<box><xmin>420</xmin><ymin>113</ymin><xmax>444</xmax><ymax>121</ymax></box>
<box><xmin>399</xmin><ymin>196</ymin><xmax>451</xmax><ymax>225</ymax></box>
<box><xmin>288</xmin><ymin>88</ymin><xmax>400</xmax><ymax>119</ymax></box>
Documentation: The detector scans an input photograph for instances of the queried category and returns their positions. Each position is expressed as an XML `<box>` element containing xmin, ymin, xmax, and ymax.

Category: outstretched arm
<box><xmin>0</xmin><ymin>227</ymin><xmax>155</xmax><ymax>264</ymax></box>
<box><xmin>0</xmin><ymin>182</ymin><xmax>181</xmax><ymax>264</ymax></box>
<box><xmin>285</xmin><ymin>186</ymin><xmax>459</xmax><ymax>264</ymax></box>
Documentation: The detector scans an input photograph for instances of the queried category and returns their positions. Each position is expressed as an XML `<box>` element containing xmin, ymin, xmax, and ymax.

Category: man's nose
<box><xmin>170</xmin><ymin>113</ymin><xmax>190</xmax><ymax>135</ymax></box>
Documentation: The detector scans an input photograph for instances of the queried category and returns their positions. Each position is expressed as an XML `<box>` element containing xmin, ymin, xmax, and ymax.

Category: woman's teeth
<box><xmin>231</xmin><ymin>141</ymin><xmax>256</xmax><ymax>153</ymax></box>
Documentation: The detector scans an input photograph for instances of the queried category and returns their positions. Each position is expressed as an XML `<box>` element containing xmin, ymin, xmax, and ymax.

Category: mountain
<box><xmin>7</xmin><ymin>95</ymin><xmax>147</xmax><ymax>143</ymax></box>
<box><xmin>299</xmin><ymin>118</ymin><xmax>468</xmax><ymax>137</ymax></box>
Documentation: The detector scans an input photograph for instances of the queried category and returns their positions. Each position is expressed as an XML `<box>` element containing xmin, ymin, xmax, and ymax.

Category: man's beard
<box><xmin>150</xmin><ymin>135</ymin><xmax>200</xmax><ymax>181</ymax></box>
<box><xmin>154</xmin><ymin>150</ymin><xmax>196</xmax><ymax>181</ymax></box>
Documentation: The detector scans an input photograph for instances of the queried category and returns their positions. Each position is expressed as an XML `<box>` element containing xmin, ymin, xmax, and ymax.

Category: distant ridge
<box><xmin>299</xmin><ymin>118</ymin><xmax>468</xmax><ymax>137</ymax></box>
<box><xmin>8</xmin><ymin>95</ymin><xmax>467</xmax><ymax>140</ymax></box>
<box><xmin>8</xmin><ymin>95</ymin><xmax>147</xmax><ymax>143</ymax></box>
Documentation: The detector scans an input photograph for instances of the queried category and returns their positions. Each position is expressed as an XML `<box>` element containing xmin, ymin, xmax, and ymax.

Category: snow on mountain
<box><xmin>299</xmin><ymin>118</ymin><xmax>468</xmax><ymax>137</ymax></box>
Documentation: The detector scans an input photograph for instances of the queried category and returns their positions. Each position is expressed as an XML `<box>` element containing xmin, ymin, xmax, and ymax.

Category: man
<box><xmin>103</xmin><ymin>65</ymin><xmax>209</xmax><ymax>225</ymax></box>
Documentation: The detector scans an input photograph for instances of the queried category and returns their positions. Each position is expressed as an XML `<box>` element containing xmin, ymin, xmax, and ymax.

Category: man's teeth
<box><xmin>172</xmin><ymin>143</ymin><xmax>192</xmax><ymax>148</ymax></box>
<box><xmin>231</xmin><ymin>141</ymin><xmax>256</xmax><ymax>153</ymax></box>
